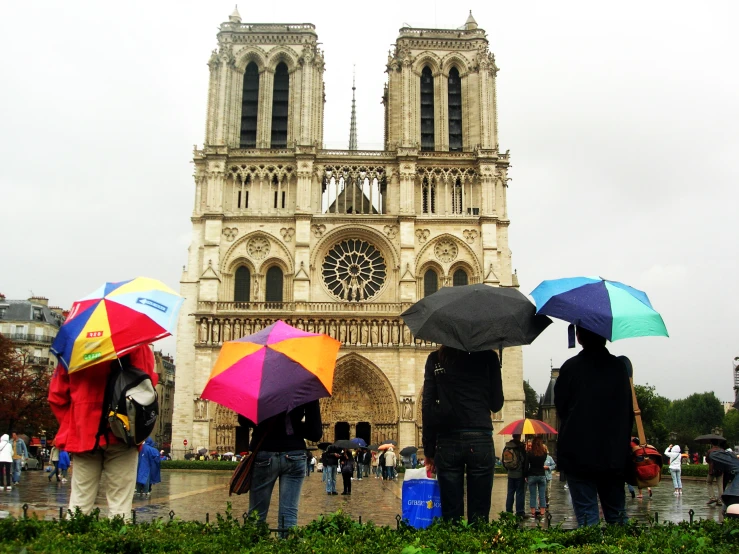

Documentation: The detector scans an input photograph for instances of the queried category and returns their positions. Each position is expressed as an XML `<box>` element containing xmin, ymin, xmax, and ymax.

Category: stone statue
<box><xmin>401</xmin><ymin>398</ymin><xmax>414</xmax><ymax>420</ymax></box>
<box><xmin>318</xmin><ymin>319</ymin><xmax>326</xmax><ymax>335</ymax></box>
<box><xmin>391</xmin><ymin>320</ymin><xmax>400</xmax><ymax>345</ymax></box>
<box><xmin>328</xmin><ymin>320</ymin><xmax>337</xmax><ymax>339</ymax></box>
<box><xmin>349</xmin><ymin>320</ymin><xmax>358</xmax><ymax>345</ymax></box>
<box><xmin>223</xmin><ymin>319</ymin><xmax>231</xmax><ymax>342</ymax></box>
<box><xmin>199</xmin><ymin>318</ymin><xmax>208</xmax><ymax>343</ymax></box>
<box><xmin>403</xmin><ymin>324</ymin><xmax>412</xmax><ymax>345</ymax></box>
<box><xmin>360</xmin><ymin>320</ymin><xmax>369</xmax><ymax>345</ymax></box>
<box><xmin>297</xmin><ymin>319</ymin><xmax>305</xmax><ymax>331</ymax></box>
<box><xmin>381</xmin><ymin>320</ymin><xmax>389</xmax><ymax>345</ymax></box>
<box><xmin>243</xmin><ymin>319</ymin><xmax>252</xmax><ymax>336</ymax></box>
<box><xmin>195</xmin><ymin>398</ymin><xmax>206</xmax><ymax>420</ymax></box>
<box><xmin>370</xmin><ymin>320</ymin><xmax>379</xmax><ymax>346</ymax></box>
<box><xmin>339</xmin><ymin>320</ymin><xmax>347</xmax><ymax>344</ymax></box>
<box><xmin>307</xmin><ymin>319</ymin><xmax>315</xmax><ymax>333</ymax></box>
<box><xmin>211</xmin><ymin>321</ymin><xmax>220</xmax><ymax>344</ymax></box>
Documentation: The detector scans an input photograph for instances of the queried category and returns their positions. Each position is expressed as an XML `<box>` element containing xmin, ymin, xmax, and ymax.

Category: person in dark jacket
<box><xmin>526</xmin><ymin>436</ymin><xmax>548</xmax><ymax>518</ymax></box>
<box><xmin>422</xmin><ymin>346</ymin><xmax>504</xmax><ymax>522</ymax></box>
<box><xmin>239</xmin><ymin>400</ymin><xmax>322</xmax><ymax>530</ymax></box>
<box><xmin>321</xmin><ymin>445</ymin><xmax>340</xmax><ymax>494</ymax></box>
<box><xmin>504</xmin><ymin>434</ymin><xmax>527</xmax><ymax>517</ymax></box>
<box><xmin>554</xmin><ymin>326</ymin><xmax>633</xmax><ymax>527</ymax></box>
<box><xmin>340</xmin><ymin>450</ymin><xmax>354</xmax><ymax>495</ymax></box>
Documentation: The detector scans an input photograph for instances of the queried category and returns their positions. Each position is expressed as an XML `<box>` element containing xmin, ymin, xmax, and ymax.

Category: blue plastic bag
<box><xmin>402</xmin><ymin>468</ymin><xmax>442</xmax><ymax>528</ymax></box>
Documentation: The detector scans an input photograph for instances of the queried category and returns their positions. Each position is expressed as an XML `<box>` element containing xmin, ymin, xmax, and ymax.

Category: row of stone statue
<box><xmin>197</xmin><ymin>316</ymin><xmax>436</xmax><ymax>347</ymax></box>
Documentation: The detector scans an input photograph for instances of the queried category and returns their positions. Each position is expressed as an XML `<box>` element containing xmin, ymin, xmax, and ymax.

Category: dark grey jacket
<box><xmin>421</xmin><ymin>350</ymin><xmax>504</xmax><ymax>459</ymax></box>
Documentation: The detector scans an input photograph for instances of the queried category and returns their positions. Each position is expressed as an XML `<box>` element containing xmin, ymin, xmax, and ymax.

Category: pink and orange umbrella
<box><xmin>201</xmin><ymin>320</ymin><xmax>341</xmax><ymax>424</ymax></box>
<box><xmin>498</xmin><ymin>418</ymin><xmax>558</xmax><ymax>436</ymax></box>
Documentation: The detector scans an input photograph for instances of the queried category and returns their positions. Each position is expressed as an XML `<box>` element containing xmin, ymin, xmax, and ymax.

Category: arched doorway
<box><xmin>320</xmin><ymin>353</ymin><xmax>399</xmax><ymax>445</ymax></box>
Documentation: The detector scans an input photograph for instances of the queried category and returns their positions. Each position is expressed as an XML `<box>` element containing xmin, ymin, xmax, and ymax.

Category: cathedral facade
<box><xmin>171</xmin><ymin>9</ymin><xmax>524</xmax><ymax>458</ymax></box>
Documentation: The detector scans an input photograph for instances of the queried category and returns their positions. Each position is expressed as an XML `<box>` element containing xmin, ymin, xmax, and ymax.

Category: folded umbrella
<box><xmin>51</xmin><ymin>277</ymin><xmax>183</xmax><ymax>372</ymax></box>
<box><xmin>201</xmin><ymin>320</ymin><xmax>341</xmax><ymax>424</ymax></box>
<box><xmin>401</xmin><ymin>284</ymin><xmax>551</xmax><ymax>352</ymax></box>
<box><xmin>497</xmin><ymin>418</ymin><xmax>558</xmax><ymax>435</ymax></box>
<box><xmin>531</xmin><ymin>277</ymin><xmax>668</xmax><ymax>342</ymax></box>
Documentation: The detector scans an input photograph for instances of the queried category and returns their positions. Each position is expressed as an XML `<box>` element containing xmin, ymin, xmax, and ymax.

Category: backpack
<box><xmin>379</xmin><ymin>451</ymin><xmax>386</xmax><ymax>467</ymax></box>
<box><xmin>341</xmin><ymin>459</ymin><xmax>355</xmax><ymax>474</ymax></box>
<box><xmin>96</xmin><ymin>357</ymin><xmax>159</xmax><ymax>448</ymax></box>
<box><xmin>502</xmin><ymin>444</ymin><xmax>523</xmax><ymax>471</ymax></box>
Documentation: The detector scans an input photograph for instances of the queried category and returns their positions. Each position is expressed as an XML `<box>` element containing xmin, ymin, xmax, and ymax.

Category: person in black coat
<box><xmin>554</xmin><ymin>327</ymin><xmax>633</xmax><ymax>527</ymax></box>
<box><xmin>422</xmin><ymin>346</ymin><xmax>504</xmax><ymax>523</ymax></box>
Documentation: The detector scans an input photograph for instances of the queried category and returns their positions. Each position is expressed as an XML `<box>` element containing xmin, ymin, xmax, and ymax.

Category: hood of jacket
<box><xmin>0</xmin><ymin>434</ymin><xmax>8</xmax><ymax>444</ymax></box>
<box><xmin>145</xmin><ymin>437</ymin><xmax>156</xmax><ymax>448</ymax></box>
<box><xmin>672</xmin><ymin>445</ymin><xmax>681</xmax><ymax>453</ymax></box>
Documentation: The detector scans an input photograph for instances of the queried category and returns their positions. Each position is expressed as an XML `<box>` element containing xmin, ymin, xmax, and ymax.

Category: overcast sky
<box><xmin>1</xmin><ymin>1</ymin><xmax>737</xmax><ymax>402</ymax></box>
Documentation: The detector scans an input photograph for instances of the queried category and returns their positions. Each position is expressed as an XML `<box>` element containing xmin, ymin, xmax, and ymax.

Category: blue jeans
<box><xmin>670</xmin><ymin>468</ymin><xmax>682</xmax><ymax>489</ymax></box>
<box><xmin>566</xmin><ymin>472</ymin><xmax>627</xmax><ymax>527</ymax></box>
<box><xmin>528</xmin><ymin>475</ymin><xmax>547</xmax><ymax>510</ymax></box>
<box><xmin>12</xmin><ymin>459</ymin><xmax>22</xmax><ymax>484</ymax></box>
<box><xmin>324</xmin><ymin>464</ymin><xmax>337</xmax><ymax>493</ymax></box>
<box><xmin>435</xmin><ymin>432</ymin><xmax>495</xmax><ymax>522</ymax></box>
<box><xmin>249</xmin><ymin>450</ymin><xmax>306</xmax><ymax>530</ymax></box>
<box><xmin>506</xmin><ymin>477</ymin><xmax>526</xmax><ymax>515</ymax></box>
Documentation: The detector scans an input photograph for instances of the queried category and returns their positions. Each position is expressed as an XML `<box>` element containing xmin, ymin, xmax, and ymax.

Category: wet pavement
<box><xmin>0</xmin><ymin>469</ymin><xmax>724</xmax><ymax>529</ymax></box>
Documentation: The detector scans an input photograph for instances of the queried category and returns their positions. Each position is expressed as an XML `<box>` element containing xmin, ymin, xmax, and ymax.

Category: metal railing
<box><xmin>2</xmin><ymin>333</ymin><xmax>54</xmax><ymax>344</ymax></box>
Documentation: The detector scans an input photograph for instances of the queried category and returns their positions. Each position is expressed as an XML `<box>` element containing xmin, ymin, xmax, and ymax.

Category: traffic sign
<box><xmin>183</xmin><ymin>439</ymin><xmax>188</xmax><ymax>446</ymax></box>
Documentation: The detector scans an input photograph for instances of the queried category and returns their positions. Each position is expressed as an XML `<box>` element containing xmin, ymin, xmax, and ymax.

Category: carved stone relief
<box><xmin>434</xmin><ymin>239</ymin><xmax>458</xmax><ymax>263</ymax></box>
<box><xmin>223</xmin><ymin>227</ymin><xmax>239</xmax><ymax>242</ymax></box>
<box><xmin>247</xmin><ymin>236</ymin><xmax>270</xmax><ymax>259</ymax></box>
<box><xmin>383</xmin><ymin>224</ymin><xmax>399</xmax><ymax>239</ymax></box>
<box><xmin>463</xmin><ymin>229</ymin><xmax>478</xmax><ymax>244</ymax></box>
<box><xmin>311</xmin><ymin>223</ymin><xmax>326</xmax><ymax>237</ymax></box>
<box><xmin>415</xmin><ymin>229</ymin><xmax>430</xmax><ymax>244</ymax></box>
<box><xmin>280</xmin><ymin>227</ymin><xmax>295</xmax><ymax>242</ymax></box>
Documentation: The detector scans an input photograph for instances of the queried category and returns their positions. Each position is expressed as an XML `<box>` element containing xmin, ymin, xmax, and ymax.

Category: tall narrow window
<box><xmin>452</xmin><ymin>178</ymin><xmax>463</xmax><ymax>214</ymax></box>
<box><xmin>420</xmin><ymin>66</ymin><xmax>434</xmax><ymax>151</ymax></box>
<box><xmin>453</xmin><ymin>269</ymin><xmax>468</xmax><ymax>287</ymax></box>
<box><xmin>234</xmin><ymin>266</ymin><xmax>251</xmax><ymax>302</ymax></box>
<box><xmin>240</xmin><ymin>62</ymin><xmax>259</xmax><ymax>148</ymax></box>
<box><xmin>265</xmin><ymin>266</ymin><xmax>284</xmax><ymax>302</ymax></box>
<box><xmin>271</xmin><ymin>62</ymin><xmax>289</xmax><ymax>148</ymax></box>
<box><xmin>423</xmin><ymin>269</ymin><xmax>439</xmax><ymax>298</ymax></box>
<box><xmin>448</xmin><ymin>67</ymin><xmax>463</xmax><ymax>151</ymax></box>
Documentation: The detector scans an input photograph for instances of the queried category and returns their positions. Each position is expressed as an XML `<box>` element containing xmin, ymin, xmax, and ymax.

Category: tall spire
<box><xmin>348</xmin><ymin>67</ymin><xmax>358</xmax><ymax>151</ymax></box>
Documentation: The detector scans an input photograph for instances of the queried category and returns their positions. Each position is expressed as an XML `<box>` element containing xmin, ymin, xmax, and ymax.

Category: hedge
<box><xmin>1</xmin><ymin>509</ymin><xmax>738</xmax><ymax>553</ymax></box>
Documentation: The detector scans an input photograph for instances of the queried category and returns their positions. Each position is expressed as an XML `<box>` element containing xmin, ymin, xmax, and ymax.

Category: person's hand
<box><xmin>544</xmin><ymin>465</ymin><xmax>549</xmax><ymax>470</ymax></box>
<box><xmin>425</xmin><ymin>457</ymin><xmax>435</xmax><ymax>477</ymax></box>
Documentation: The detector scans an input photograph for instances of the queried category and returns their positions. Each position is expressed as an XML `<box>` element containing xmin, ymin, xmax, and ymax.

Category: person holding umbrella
<box><xmin>553</xmin><ymin>326</ymin><xmax>633</xmax><ymax>527</ymax></box>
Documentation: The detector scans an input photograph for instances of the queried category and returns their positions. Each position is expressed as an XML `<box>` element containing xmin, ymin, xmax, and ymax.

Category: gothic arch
<box><xmin>440</xmin><ymin>53</ymin><xmax>471</xmax><ymax>78</ymax></box>
<box><xmin>319</xmin><ymin>353</ymin><xmax>399</xmax><ymax>444</ymax></box>
<box><xmin>225</xmin><ymin>256</ymin><xmax>256</xmax><ymax>276</ymax></box>
<box><xmin>309</xmin><ymin>223</ymin><xmax>400</xmax><ymax>276</ymax></box>
<box><xmin>221</xmin><ymin>230</ymin><xmax>294</xmax><ymax>275</ymax></box>
<box><xmin>412</xmin><ymin>51</ymin><xmax>443</xmax><ymax>76</ymax></box>
<box><xmin>417</xmin><ymin>260</ymin><xmax>444</xmax><ymax>298</ymax></box>
<box><xmin>415</xmin><ymin>233</ymin><xmax>482</xmax><ymax>277</ymax></box>
<box><xmin>448</xmin><ymin>260</ymin><xmax>477</xmax><ymax>284</ymax></box>
<box><xmin>265</xmin><ymin>46</ymin><xmax>300</xmax><ymax>73</ymax></box>
<box><xmin>234</xmin><ymin>46</ymin><xmax>268</xmax><ymax>72</ymax></box>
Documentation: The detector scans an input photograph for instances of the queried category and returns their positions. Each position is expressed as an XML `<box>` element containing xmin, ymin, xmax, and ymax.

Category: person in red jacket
<box><xmin>48</xmin><ymin>345</ymin><xmax>157</xmax><ymax>519</ymax></box>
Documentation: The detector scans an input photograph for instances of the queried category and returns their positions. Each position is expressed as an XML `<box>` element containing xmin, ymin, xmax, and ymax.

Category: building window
<box><xmin>448</xmin><ymin>67</ymin><xmax>463</xmax><ymax>151</ymax></box>
<box><xmin>451</xmin><ymin>178</ymin><xmax>463</xmax><ymax>214</ymax></box>
<box><xmin>453</xmin><ymin>269</ymin><xmax>468</xmax><ymax>287</ymax></box>
<box><xmin>422</xmin><ymin>177</ymin><xmax>436</xmax><ymax>214</ymax></box>
<box><xmin>420</xmin><ymin>66</ymin><xmax>434</xmax><ymax>151</ymax></box>
<box><xmin>271</xmin><ymin>62</ymin><xmax>289</xmax><ymax>148</ymax></box>
<box><xmin>322</xmin><ymin>239</ymin><xmax>387</xmax><ymax>301</ymax></box>
<box><xmin>423</xmin><ymin>269</ymin><xmax>439</xmax><ymax>297</ymax></box>
<box><xmin>234</xmin><ymin>266</ymin><xmax>250</xmax><ymax>302</ymax></box>
<box><xmin>240</xmin><ymin>62</ymin><xmax>259</xmax><ymax>148</ymax></box>
<box><xmin>265</xmin><ymin>266</ymin><xmax>284</xmax><ymax>302</ymax></box>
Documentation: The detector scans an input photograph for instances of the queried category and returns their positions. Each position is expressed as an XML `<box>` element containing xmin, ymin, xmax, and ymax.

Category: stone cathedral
<box><xmin>171</xmin><ymin>9</ymin><xmax>525</xmax><ymax>458</ymax></box>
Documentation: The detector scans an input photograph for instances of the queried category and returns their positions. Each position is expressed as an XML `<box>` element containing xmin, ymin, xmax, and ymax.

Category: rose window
<box><xmin>247</xmin><ymin>236</ymin><xmax>270</xmax><ymax>260</ymax></box>
<box><xmin>434</xmin><ymin>239</ymin><xmax>458</xmax><ymax>263</ymax></box>
<box><xmin>322</xmin><ymin>239</ymin><xmax>387</xmax><ymax>301</ymax></box>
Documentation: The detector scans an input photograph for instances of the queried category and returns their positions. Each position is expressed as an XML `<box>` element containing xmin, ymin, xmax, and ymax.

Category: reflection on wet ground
<box><xmin>0</xmin><ymin>470</ymin><xmax>724</xmax><ymax>529</ymax></box>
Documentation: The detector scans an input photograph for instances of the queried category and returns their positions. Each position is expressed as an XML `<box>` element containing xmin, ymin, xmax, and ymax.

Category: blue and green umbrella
<box><xmin>530</xmin><ymin>277</ymin><xmax>668</xmax><ymax>341</ymax></box>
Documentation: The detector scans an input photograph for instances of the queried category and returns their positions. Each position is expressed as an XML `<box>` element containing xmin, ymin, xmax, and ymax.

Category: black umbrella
<box><xmin>695</xmin><ymin>434</ymin><xmax>727</xmax><ymax>444</ymax></box>
<box><xmin>400</xmin><ymin>284</ymin><xmax>551</xmax><ymax>352</ymax></box>
<box><xmin>197</xmin><ymin>448</ymin><xmax>208</xmax><ymax>455</ymax></box>
<box><xmin>400</xmin><ymin>446</ymin><xmax>418</xmax><ymax>456</ymax></box>
<box><xmin>333</xmin><ymin>439</ymin><xmax>356</xmax><ymax>450</ymax></box>
<box><xmin>367</xmin><ymin>444</ymin><xmax>380</xmax><ymax>451</ymax></box>
<box><xmin>381</xmin><ymin>439</ymin><xmax>398</xmax><ymax>446</ymax></box>
<box><xmin>317</xmin><ymin>442</ymin><xmax>332</xmax><ymax>450</ymax></box>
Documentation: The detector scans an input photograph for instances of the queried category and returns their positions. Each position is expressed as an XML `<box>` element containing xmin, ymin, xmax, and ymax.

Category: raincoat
<box><xmin>136</xmin><ymin>438</ymin><xmax>161</xmax><ymax>487</ymax></box>
<box><xmin>58</xmin><ymin>451</ymin><xmax>71</xmax><ymax>472</ymax></box>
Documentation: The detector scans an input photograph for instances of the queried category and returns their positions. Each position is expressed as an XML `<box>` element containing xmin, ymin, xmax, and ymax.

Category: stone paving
<box><xmin>0</xmin><ymin>468</ymin><xmax>724</xmax><ymax>530</ymax></box>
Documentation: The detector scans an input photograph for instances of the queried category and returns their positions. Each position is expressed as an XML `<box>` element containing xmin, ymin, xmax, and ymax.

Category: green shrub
<box><xmin>161</xmin><ymin>460</ymin><xmax>238</xmax><ymax>471</ymax></box>
<box><xmin>2</xmin><ymin>510</ymin><xmax>738</xmax><ymax>553</ymax></box>
<box><xmin>662</xmin><ymin>464</ymin><xmax>708</xmax><ymax>477</ymax></box>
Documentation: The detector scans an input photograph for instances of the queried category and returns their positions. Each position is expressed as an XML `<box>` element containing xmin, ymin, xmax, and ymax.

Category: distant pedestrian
<box><xmin>136</xmin><ymin>438</ymin><xmax>161</xmax><ymax>496</ymax></box>
<box><xmin>379</xmin><ymin>449</ymin><xmax>387</xmax><ymax>479</ymax></box>
<box><xmin>526</xmin><ymin>436</ymin><xmax>548</xmax><ymax>518</ymax></box>
<box><xmin>384</xmin><ymin>447</ymin><xmax>397</xmax><ymax>480</ymax></box>
<box><xmin>0</xmin><ymin>434</ymin><xmax>13</xmax><ymax>490</ymax></box>
<box><xmin>371</xmin><ymin>451</ymin><xmax>379</xmax><ymax>478</ymax></box>
<box><xmin>340</xmin><ymin>450</ymin><xmax>354</xmax><ymax>495</ymax></box>
<box><xmin>665</xmin><ymin>444</ymin><xmax>682</xmax><ymax>495</ymax></box>
<box><xmin>58</xmin><ymin>450</ymin><xmax>70</xmax><ymax>483</ymax></box>
<box><xmin>322</xmin><ymin>446</ymin><xmax>340</xmax><ymax>494</ymax></box>
<box><xmin>504</xmin><ymin>434</ymin><xmax>527</xmax><ymax>517</ymax></box>
<box><xmin>544</xmin><ymin>451</ymin><xmax>556</xmax><ymax>505</ymax></box>
<box><xmin>10</xmin><ymin>433</ymin><xmax>28</xmax><ymax>485</ymax></box>
<box><xmin>706</xmin><ymin>439</ymin><xmax>725</xmax><ymax>506</ymax></box>
<box><xmin>49</xmin><ymin>443</ymin><xmax>61</xmax><ymax>482</ymax></box>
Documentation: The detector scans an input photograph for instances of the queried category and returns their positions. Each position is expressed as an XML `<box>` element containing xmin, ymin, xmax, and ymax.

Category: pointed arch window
<box><xmin>453</xmin><ymin>268</ymin><xmax>468</xmax><ymax>287</ymax></box>
<box><xmin>234</xmin><ymin>266</ymin><xmax>251</xmax><ymax>301</ymax></box>
<box><xmin>271</xmin><ymin>62</ymin><xmax>289</xmax><ymax>148</ymax></box>
<box><xmin>451</xmin><ymin>178</ymin><xmax>463</xmax><ymax>214</ymax></box>
<box><xmin>448</xmin><ymin>67</ymin><xmax>463</xmax><ymax>151</ymax></box>
<box><xmin>265</xmin><ymin>266</ymin><xmax>284</xmax><ymax>302</ymax></box>
<box><xmin>240</xmin><ymin>62</ymin><xmax>259</xmax><ymax>148</ymax></box>
<box><xmin>420</xmin><ymin>66</ymin><xmax>435</xmax><ymax>151</ymax></box>
<box><xmin>422</xmin><ymin>177</ymin><xmax>436</xmax><ymax>214</ymax></box>
<box><xmin>423</xmin><ymin>269</ymin><xmax>439</xmax><ymax>298</ymax></box>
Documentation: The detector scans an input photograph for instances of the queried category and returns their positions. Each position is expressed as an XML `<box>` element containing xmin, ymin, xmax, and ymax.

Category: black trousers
<box><xmin>0</xmin><ymin>462</ymin><xmax>11</xmax><ymax>487</ymax></box>
<box><xmin>341</xmin><ymin>471</ymin><xmax>352</xmax><ymax>493</ymax></box>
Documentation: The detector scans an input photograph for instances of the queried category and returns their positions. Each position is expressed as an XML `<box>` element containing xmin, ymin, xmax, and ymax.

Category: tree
<box><xmin>665</xmin><ymin>392</ymin><xmax>725</xmax><ymax>454</ymax></box>
<box><xmin>0</xmin><ymin>334</ymin><xmax>58</xmax><ymax>437</ymax></box>
<box><xmin>633</xmin><ymin>384</ymin><xmax>670</xmax><ymax>445</ymax></box>
<box><xmin>723</xmin><ymin>409</ymin><xmax>739</xmax><ymax>447</ymax></box>
<box><xmin>524</xmin><ymin>380</ymin><xmax>539</xmax><ymax>419</ymax></box>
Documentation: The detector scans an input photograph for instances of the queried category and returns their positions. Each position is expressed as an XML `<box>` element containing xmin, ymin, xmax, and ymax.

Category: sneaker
<box><xmin>61</xmin><ymin>478</ymin><xmax>67</xmax><ymax>483</ymax></box>
<box><xmin>5</xmin><ymin>486</ymin><xmax>11</xmax><ymax>491</ymax></box>
<box><xmin>564</xmin><ymin>484</ymin><xmax>569</xmax><ymax>490</ymax></box>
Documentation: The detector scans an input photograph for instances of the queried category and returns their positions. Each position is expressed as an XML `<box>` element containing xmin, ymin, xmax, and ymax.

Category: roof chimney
<box><xmin>29</xmin><ymin>296</ymin><xmax>49</xmax><ymax>306</ymax></box>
